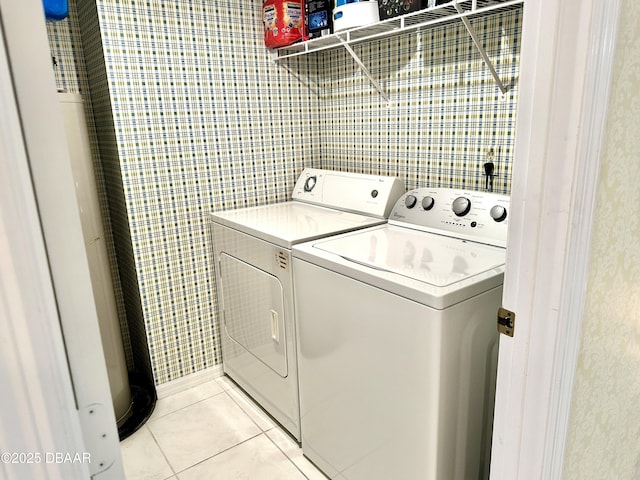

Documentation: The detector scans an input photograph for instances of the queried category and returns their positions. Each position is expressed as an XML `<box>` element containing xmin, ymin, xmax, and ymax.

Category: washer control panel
<box><xmin>389</xmin><ymin>188</ymin><xmax>510</xmax><ymax>247</ymax></box>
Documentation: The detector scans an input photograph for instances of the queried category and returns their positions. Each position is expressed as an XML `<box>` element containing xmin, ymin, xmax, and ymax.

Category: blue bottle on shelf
<box><xmin>43</xmin><ymin>0</ymin><xmax>68</xmax><ymax>21</ymax></box>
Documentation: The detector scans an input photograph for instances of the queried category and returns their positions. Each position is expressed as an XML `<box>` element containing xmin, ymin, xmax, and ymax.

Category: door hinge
<box><xmin>497</xmin><ymin>307</ymin><xmax>515</xmax><ymax>337</ymax></box>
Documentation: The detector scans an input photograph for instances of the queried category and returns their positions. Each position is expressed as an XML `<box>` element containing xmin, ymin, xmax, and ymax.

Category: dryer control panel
<box><xmin>292</xmin><ymin>168</ymin><xmax>406</xmax><ymax>219</ymax></box>
<box><xmin>389</xmin><ymin>188</ymin><xmax>510</xmax><ymax>248</ymax></box>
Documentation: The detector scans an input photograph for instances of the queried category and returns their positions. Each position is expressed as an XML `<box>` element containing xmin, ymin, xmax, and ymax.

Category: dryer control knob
<box><xmin>421</xmin><ymin>196</ymin><xmax>435</xmax><ymax>211</ymax></box>
<box><xmin>490</xmin><ymin>205</ymin><xmax>508</xmax><ymax>222</ymax></box>
<box><xmin>304</xmin><ymin>175</ymin><xmax>317</xmax><ymax>192</ymax></box>
<box><xmin>405</xmin><ymin>195</ymin><xmax>417</xmax><ymax>209</ymax></box>
<box><xmin>452</xmin><ymin>196</ymin><xmax>471</xmax><ymax>217</ymax></box>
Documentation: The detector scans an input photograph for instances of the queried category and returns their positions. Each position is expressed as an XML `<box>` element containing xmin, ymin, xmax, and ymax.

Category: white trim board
<box><xmin>0</xmin><ymin>3</ymin><xmax>89</xmax><ymax>479</ymax></box>
<box><xmin>490</xmin><ymin>0</ymin><xmax>621</xmax><ymax>478</ymax></box>
<box><xmin>0</xmin><ymin>0</ymin><xmax>126</xmax><ymax>477</ymax></box>
<box><xmin>543</xmin><ymin>1</ymin><xmax>621</xmax><ymax>477</ymax></box>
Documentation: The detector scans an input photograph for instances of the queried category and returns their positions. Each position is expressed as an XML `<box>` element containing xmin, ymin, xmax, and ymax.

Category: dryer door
<box><xmin>219</xmin><ymin>253</ymin><xmax>288</xmax><ymax>378</ymax></box>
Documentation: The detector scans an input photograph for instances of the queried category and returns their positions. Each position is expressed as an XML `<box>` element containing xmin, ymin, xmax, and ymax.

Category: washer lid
<box><xmin>294</xmin><ymin>224</ymin><xmax>506</xmax><ymax>308</ymax></box>
<box><xmin>313</xmin><ymin>225</ymin><xmax>505</xmax><ymax>287</ymax></box>
<box><xmin>210</xmin><ymin>201</ymin><xmax>385</xmax><ymax>249</ymax></box>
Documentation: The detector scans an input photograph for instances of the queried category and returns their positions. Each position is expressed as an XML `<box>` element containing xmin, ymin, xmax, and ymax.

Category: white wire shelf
<box><xmin>273</xmin><ymin>0</ymin><xmax>524</xmax><ymax>60</ymax></box>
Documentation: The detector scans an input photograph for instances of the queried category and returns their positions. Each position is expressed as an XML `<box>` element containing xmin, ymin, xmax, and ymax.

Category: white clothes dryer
<box><xmin>210</xmin><ymin>168</ymin><xmax>405</xmax><ymax>442</ymax></box>
<box><xmin>292</xmin><ymin>187</ymin><xmax>510</xmax><ymax>479</ymax></box>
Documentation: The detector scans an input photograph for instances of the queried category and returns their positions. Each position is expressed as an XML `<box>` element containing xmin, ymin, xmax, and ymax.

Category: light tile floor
<box><xmin>120</xmin><ymin>376</ymin><xmax>326</xmax><ymax>480</ymax></box>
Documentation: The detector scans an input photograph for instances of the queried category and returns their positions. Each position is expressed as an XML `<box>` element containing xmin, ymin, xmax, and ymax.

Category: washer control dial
<box><xmin>490</xmin><ymin>205</ymin><xmax>508</xmax><ymax>222</ymax></box>
<box><xmin>452</xmin><ymin>196</ymin><xmax>471</xmax><ymax>217</ymax></box>
<box><xmin>421</xmin><ymin>196</ymin><xmax>435</xmax><ymax>211</ymax></box>
<box><xmin>405</xmin><ymin>195</ymin><xmax>418</xmax><ymax>209</ymax></box>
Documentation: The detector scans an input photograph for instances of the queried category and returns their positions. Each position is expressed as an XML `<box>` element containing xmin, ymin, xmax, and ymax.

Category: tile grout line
<box><xmin>222</xmin><ymin>384</ymin><xmax>278</xmax><ymax>434</ymax></box>
<box><xmin>144</xmin><ymin>425</ymin><xmax>178</xmax><ymax>480</ymax></box>
<box><xmin>171</xmin><ymin>430</ymin><xmax>265</xmax><ymax>476</ymax></box>
<box><xmin>145</xmin><ymin>376</ymin><xmax>315</xmax><ymax>478</ymax></box>
<box><xmin>150</xmin><ymin>384</ymin><xmax>227</xmax><ymax>421</ymax></box>
<box><xmin>219</xmin><ymin>379</ymin><xmax>325</xmax><ymax>479</ymax></box>
<box><xmin>142</xmin><ymin>380</ymin><xmax>229</xmax><ymax>478</ymax></box>
<box><xmin>221</xmin><ymin>387</ymin><xmax>319</xmax><ymax>478</ymax></box>
<box><xmin>263</xmin><ymin>430</ymin><xmax>318</xmax><ymax>480</ymax></box>
<box><xmin>151</xmin><ymin>385</ymin><xmax>267</xmax><ymax>476</ymax></box>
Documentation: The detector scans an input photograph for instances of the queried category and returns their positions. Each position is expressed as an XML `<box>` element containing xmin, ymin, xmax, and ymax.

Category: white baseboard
<box><xmin>155</xmin><ymin>365</ymin><xmax>224</xmax><ymax>399</ymax></box>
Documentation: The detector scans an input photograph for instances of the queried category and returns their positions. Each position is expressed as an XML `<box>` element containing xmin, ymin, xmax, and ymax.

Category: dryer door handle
<box><xmin>270</xmin><ymin>309</ymin><xmax>280</xmax><ymax>343</ymax></box>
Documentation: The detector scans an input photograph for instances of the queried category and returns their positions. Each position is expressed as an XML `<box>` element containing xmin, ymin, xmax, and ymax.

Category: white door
<box><xmin>490</xmin><ymin>0</ymin><xmax>622</xmax><ymax>478</ymax></box>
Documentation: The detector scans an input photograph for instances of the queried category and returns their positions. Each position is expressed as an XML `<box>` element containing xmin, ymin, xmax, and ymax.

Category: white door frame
<box><xmin>491</xmin><ymin>0</ymin><xmax>621</xmax><ymax>478</ymax></box>
<box><xmin>0</xmin><ymin>10</ymin><xmax>90</xmax><ymax>480</ymax></box>
<box><xmin>0</xmin><ymin>0</ymin><xmax>125</xmax><ymax>477</ymax></box>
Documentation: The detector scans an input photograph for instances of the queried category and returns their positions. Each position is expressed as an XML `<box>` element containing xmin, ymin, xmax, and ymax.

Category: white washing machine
<box><xmin>292</xmin><ymin>187</ymin><xmax>510</xmax><ymax>479</ymax></box>
<box><xmin>210</xmin><ymin>168</ymin><xmax>405</xmax><ymax>442</ymax></box>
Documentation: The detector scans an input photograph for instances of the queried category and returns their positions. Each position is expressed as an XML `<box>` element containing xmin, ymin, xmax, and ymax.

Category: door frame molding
<box><xmin>490</xmin><ymin>0</ymin><xmax>622</xmax><ymax>478</ymax></box>
<box><xmin>0</xmin><ymin>0</ymin><xmax>126</xmax><ymax>477</ymax></box>
<box><xmin>0</xmin><ymin>5</ymin><xmax>89</xmax><ymax>479</ymax></box>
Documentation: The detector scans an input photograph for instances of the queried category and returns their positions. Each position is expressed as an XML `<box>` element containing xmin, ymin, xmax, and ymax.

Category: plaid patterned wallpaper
<box><xmin>318</xmin><ymin>9</ymin><xmax>521</xmax><ymax>193</ymax></box>
<box><xmin>47</xmin><ymin>0</ymin><xmax>521</xmax><ymax>385</ymax></box>
<box><xmin>75</xmin><ymin>0</ymin><xmax>319</xmax><ymax>384</ymax></box>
